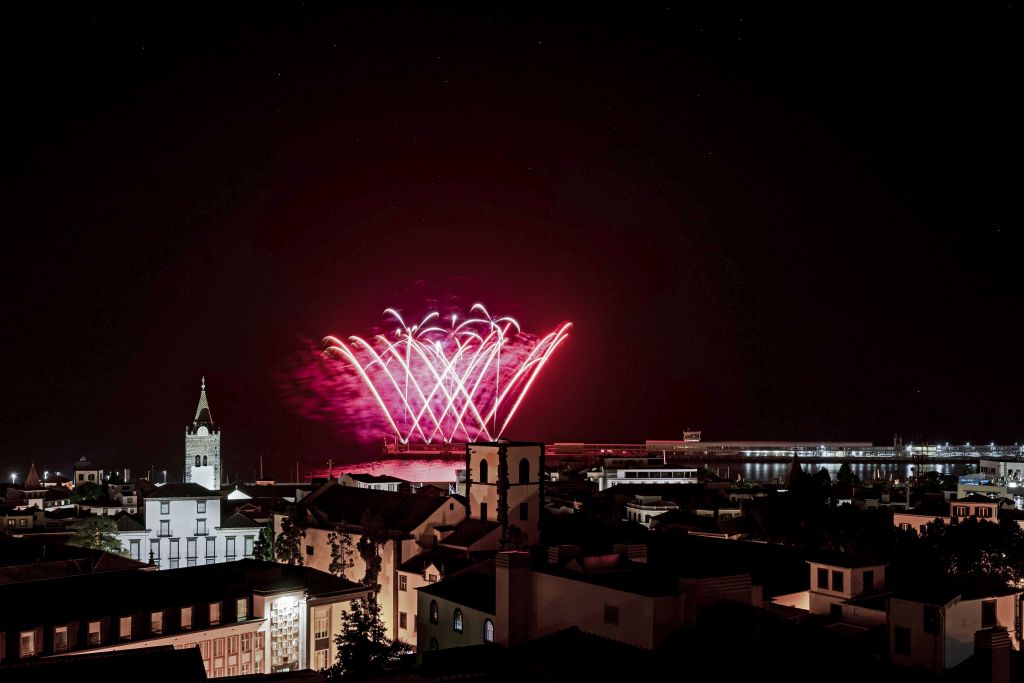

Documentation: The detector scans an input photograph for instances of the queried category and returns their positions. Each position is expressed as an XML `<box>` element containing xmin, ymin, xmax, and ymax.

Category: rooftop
<box><xmin>146</xmin><ymin>483</ymin><xmax>220</xmax><ymax>499</ymax></box>
<box><xmin>439</xmin><ymin>518</ymin><xmax>500</xmax><ymax>548</ymax></box>
<box><xmin>418</xmin><ymin>560</ymin><xmax>497</xmax><ymax>614</ymax></box>
<box><xmin>301</xmin><ymin>481</ymin><xmax>455</xmax><ymax>533</ymax></box>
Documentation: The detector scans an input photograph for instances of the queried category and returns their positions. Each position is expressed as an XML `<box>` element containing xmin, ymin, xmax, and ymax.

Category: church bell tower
<box><xmin>185</xmin><ymin>377</ymin><xmax>221</xmax><ymax>490</ymax></box>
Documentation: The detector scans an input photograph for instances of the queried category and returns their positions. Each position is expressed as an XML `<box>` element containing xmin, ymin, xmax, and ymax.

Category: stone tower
<box><xmin>465</xmin><ymin>440</ymin><xmax>544</xmax><ymax>548</ymax></box>
<box><xmin>185</xmin><ymin>377</ymin><xmax>220</xmax><ymax>490</ymax></box>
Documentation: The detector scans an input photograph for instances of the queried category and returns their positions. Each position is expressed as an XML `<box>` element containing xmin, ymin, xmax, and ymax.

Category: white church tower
<box><xmin>185</xmin><ymin>377</ymin><xmax>220</xmax><ymax>490</ymax></box>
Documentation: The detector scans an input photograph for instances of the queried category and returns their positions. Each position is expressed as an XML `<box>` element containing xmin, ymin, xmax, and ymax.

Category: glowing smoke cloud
<box><xmin>322</xmin><ymin>305</ymin><xmax>571</xmax><ymax>444</ymax></box>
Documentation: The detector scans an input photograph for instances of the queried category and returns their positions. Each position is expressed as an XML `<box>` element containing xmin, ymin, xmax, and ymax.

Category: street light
<box><xmin>10</xmin><ymin>473</ymin><xmax>16</xmax><ymax>484</ymax></box>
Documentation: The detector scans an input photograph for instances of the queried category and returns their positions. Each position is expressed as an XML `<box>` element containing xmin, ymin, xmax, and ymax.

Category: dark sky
<box><xmin>3</xmin><ymin>3</ymin><xmax>1020</xmax><ymax>479</ymax></box>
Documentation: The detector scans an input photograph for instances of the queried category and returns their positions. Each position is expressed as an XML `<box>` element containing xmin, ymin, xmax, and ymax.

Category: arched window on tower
<box><xmin>195</xmin><ymin>456</ymin><xmax>201</xmax><ymax>467</ymax></box>
<box><xmin>483</xmin><ymin>619</ymin><xmax>494</xmax><ymax>643</ymax></box>
<box><xmin>453</xmin><ymin>609</ymin><xmax>463</xmax><ymax>633</ymax></box>
<box><xmin>519</xmin><ymin>458</ymin><xmax>530</xmax><ymax>484</ymax></box>
<box><xmin>478</xmin><ymin>459</ymin><xmax>489</xmax><ymax>484</ymax></box>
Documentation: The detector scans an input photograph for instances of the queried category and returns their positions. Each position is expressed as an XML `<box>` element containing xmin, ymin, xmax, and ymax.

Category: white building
<box><xmin>889</xmin><ymin>579</ymin><xmax>1023</xmax><ymax>672</ymax></box>
<box><xmin>114</xmin><ymin>483</ymin><xmax>263</xmax><ymax>568</ymax></box>
<box><xmin>73</xmin><ymin>457</ymin><xmax>103</xmax><ymax>488</ymax></box>
<box><xmin>338</xmin><ymin>473</ymin><xmax>406</xmax><ymax>492</ymax></box>
<box><xmin>588</xmin><ymin>462</ymin><xmax>699</xmax><ymax>491</ymax></box>
<box><xmin>624</xmin><ymin>495</ymin><xmax>679</xmax><ymax>528</ymax></box>
<box><xmin>185</xmin><ymin>378</ymin><xmax>221</xmax><ymax>490</ymax></box>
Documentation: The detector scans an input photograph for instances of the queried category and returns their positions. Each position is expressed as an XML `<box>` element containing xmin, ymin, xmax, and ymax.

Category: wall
<box><xmin>415</xmin><ymin>591</ymin><xmax>493</xmax><ymax>653</ymax></box>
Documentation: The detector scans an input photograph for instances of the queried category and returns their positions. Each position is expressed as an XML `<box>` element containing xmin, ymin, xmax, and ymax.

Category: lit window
<box><xmin>429</xmin><ymin>601</ymin><xmax>439</xmax><ymax>625</ymax></box>
<box><xmin>453</xmin><ymin>609</ymin><xmax>463</xmax><ymax>633</ymax></box>
<box><xmin>244</xmin><ymin>536</ymin><xmax>254</xmax><ymax>556</ymax></box>
<box><xmin>197</xmin><ymin>519</ymin><xmax>206</xmax><ymax>535</ymax></box>
<box><xmin>181</xmin><ymin>607</ymin><xmax>193</xmax><ymax>630</ymax></box>
<box><xmin>227</xmin><ymin>537</ymin><xmax>237</xmax><ymax>557</ymax></box>
<box><xmin>214</xmin><ymin>638</ymin><xmax>224</xmax><ymax>657</ymax></box>
<box><xmin>241</xmin><ymin>633</ymin><xmax>251</xmax><ymax>652</ymax></box>
<box><xmin>315</xmin><ymin>649</ymin><xmax>328</xmax><ymax>670</ymax></box>
<box><xmin>130</xmin><ymin>539</ymin><xmax>140</xmax><ymax>560</ymax></box>
<box><xmin>19</xmin><ymin>629</ymin><xmax>38</xmax><ymax>658</ymax></box>
<box><xmin>399</xmin><ymin>575</ymin><xmax>407</xmax><ymax>591</ymax></box>
<box><xmin>314</xmin><ymin>607</ymin><xmax>329</xmax><ymax>639</ymax></box>
<box><xmin>54</xmin><ymin>626</ymin><xmax>68</xmax><ymax>652</ymax></box>
<box><xmin>88</xmin><ymin>621</ymin><xmax>101</xmax><ymax>645</ymax></box>
<box><xmin>151</xmin><ymin>611</ymin><xmax>163</xmax><ymax>634</ymax></box>
<box><xmin>119</xmin><ymin>616</ymin><xmax>132</xmax><ymax>641</ymax></box>
<box><xmin>483</xmin><ymin>619</ymin><xmax>494</xmax><ymax>643</ymax></box>
<box><xmin>227</xmin><ymin>636</ymin><xmax>237</xmax><ymax>654</ymax></box>
<box><xmin>236</xmin><ymin>597</ymin><xmax>248</xmax><ymax>621</ymax></box>
<box><xmin>209</xmin><ymin>602</ymin><xmax>221</xmax><ymax>626</ymax></box>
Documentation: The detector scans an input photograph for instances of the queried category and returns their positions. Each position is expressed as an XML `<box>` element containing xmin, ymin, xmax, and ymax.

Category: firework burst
<box><xmin>322</xmin><ymin>304</ymin><xmax>571</xmax><ymax>444</ymax></box>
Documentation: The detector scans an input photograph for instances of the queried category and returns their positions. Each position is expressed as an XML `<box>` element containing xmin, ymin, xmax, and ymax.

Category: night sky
<box><xmin>3</xmin><ymin>4</ymin><xmax>1020</xmax><ymax>480</ymax></box>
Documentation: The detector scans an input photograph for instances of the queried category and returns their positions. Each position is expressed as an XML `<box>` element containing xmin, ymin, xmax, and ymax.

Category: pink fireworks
<box><xmin>322</xmin><ymin>305</ymin><xmax>571</xmax><ymax>444</ymax></box>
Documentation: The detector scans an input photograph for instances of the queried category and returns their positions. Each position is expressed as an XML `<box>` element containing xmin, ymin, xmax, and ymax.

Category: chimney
<box><xmin>973</xmin><ymin>627</ymin><xmax>1011</xmax><ymax>683</ymax></box>
<box><xmin>495</xmin><ymin>551</ymin><xmax>531</xmax><ymax>647</ymax></box>
<box><xmin>547</xmin><ymin>544</ymin><xmax>581</xmax><ymax>565</ymax></box>
<box><xmin>612</xmin><ymin>542</ymin><xmax>648</xmax><ymax>564</ymax></box>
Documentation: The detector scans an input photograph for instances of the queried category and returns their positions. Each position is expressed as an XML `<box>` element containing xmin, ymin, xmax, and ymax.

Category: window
<box><xmin>237</xmin><ymin>597</ymin><xmax>248</xmax><ymax>621</ymax></box>
<box><xmin>209</xmin><ymin>602</ymin><xmax>221</xmax><ymax>626</ymax></box>
<box><xmin>314</xmin><ymin>608</ymin><xmax>328</xmax><ymax>638</ymax></box>
<box><xmin>520</xmin><ymin>502</ymin><xmax>528</xmax><ymax>521</ymax></box>
<box><xmin>399</xmin><ymin>575</ymin><xmax>407</xmax><ymax>591</ymax></box>
<box><xmin>119</xmin><ymin>616</ymin><xmax>132</xmax><ymax>641</ymax></box>
<box><xmin>427</xmin><ymin>573</ymin><xmax>438</xmax><ymax>583</ymax></box>
<box><xmin>604</xmin><ymin>604</ymin><xmax>620</xmax><ymax>626</ymax></box>
<box><xmin>151</xmin><ymin>611</ymin><xmax>163</xmax><ymax>634</ymax></box>
<box><xmin>832</xmin><ymin>570</ymin><xmax>844</xmax><ymax>593</ymax></box>
<box><xmin>227</xmin><ymin>537</ymin><xmax>237</xmax><ymax>557</ymax></box>
<box><xmin>429</xmin><ymin>600</ymin><xmax>439</xmax><ymax>625</ymax></box>
<box><xmin>187</xmin><ymin>538</ymin><xmax>197</xmax><ymax>559</ymax></box>
<box><xmin>227</xmin><ymin>636</ymin><xmax>238</xmax><ymax>654</ymax></box>
<box><xmin>206</xmin><ymin>537</ymin><xmax>216</xmax><ymax>558</ymax></box>
<box><xmin>88</xmin><ymin>473</ymin><xmax>95</xmax><ymax>481</ymax></box>
<box><xmin>480</xmin><ymin>502</ymin><xmax>488</xmax><ymax>520</ymax></box>
<box><xmin>197</xmin><ymin>519</ymin><xmax>206</xmax><ymax>535</ymax></box>
<box><xmin>19</xmin><ymin>629</ymin><xmax>38</xmax><ymax>658</ymax></box>
<box><xmin>863</xmin><ymin>570</ymin><xmax>874</xmax><ymax>592</ymax></box>
<box><xmin>54</xmin><ymin>625</ymin><xmax>68</xmax><ymax>652</ymax></box>
<box><xmin>304</xmin><ymin>543</ymin><xmax>312</xmax><ymax>556</ymax></box>
<box><xmin>170</xmin><ymin>539</ymin><xmax>180</xmax><ymax>559</ymax></box>
<box><xmin>160</xmin><ymin>501</ymin><xmax>170</xmax><ymax>515</ymax></box>
<box><xmin>214</xmin><ymin>638</ymin><xmax>224</xmax><ymax>657</ymax></box>
<box><xmin>483</xmin><ymin>619</ymin><xmax>494</xmax><ymax>643</ymax></box>
<box><xmin>977</xmin><ymin>506</ymin><xmax>993</xmax><ymax>518</ymax></box>
<box><xmin>429</xmin><ymin>637</ymin><xmax>439</xmax><ymax>651</ymax></box>
<box><xmin>150</xmin><ymin>539</ymin><xmax>161</xmax><ymax>561</ymax></box>
<box><xmin>159</xmin><ymin>520</ymin><xmax>170</xmax><ymax>537</ymax></box>
<box><xmin>130</xmin><ymin>539</ymin><xmax>140</xmax><ymax>560</ymax></box>
<box><xmin>241</xmin><ymin>633</ymin><xmax>251</xmax><ymax>652</ymax></box>
<box><xmin>954</xmin><ymin>505</ymin><xmax>969</xmax><ymax>516</ymax></box>
<box><xmin>399</xmin><ymin>612</ymin><xmax>408</xmax><ymax>629</ymax></box>
<box><xmin>199</xmin><ymin>640</ymin><xmax>210</xmax><ymax>659</ymax></box>
<box><xmin>181</xmin><ymin>607</ymin><xmax>192</xmax><ymax>630</ymax></box>
<box><xmin>817</xmin><ymin>568</ymin><xmax>828</xmax><ymax>589</ymax></box>
<box><xmin>479</xmin><ymin>459</ymin><xmax>488</xmax><ymax>483</ymax></box>
<box><xmin>894</xmin><ymin>626</ymin><xmax>910</xmax><ymax>655</ymax></box>
<box><xmin>244</xmin><ymin>536</ymin><xmax>254</xmax><ymax>557</ymax></box>
<box><xmin>519</xmin><ymin>458</ymin><xmax>530</xmax><ymax>483</ymax></box>
<box><xmin>453</xmin><ymin>609</ymin><xmax>463</xmax><ymax>633</ymax></box>
<box><xmin>982</xmin><ymin>600</ymin><xmax>997</xmax><ymax>627</ymax></box>
<box><xmin>88</xmin><ymin>621</ymin><xmax>102</xmax><ymax>645</ymax></box>
<box><xmin>923</xmin><ymin>606</ymin><xmax>940</xmax><ymax>634</ymax></box>
<box><xmin>315</xmin><ymin>649</ymin><xmax>328</xmax><ymax>670</ymax></box>
<box><xmin>197</xmin><ymin>500</ymin><xmax>206</xmax><ymax>513</ymax></box>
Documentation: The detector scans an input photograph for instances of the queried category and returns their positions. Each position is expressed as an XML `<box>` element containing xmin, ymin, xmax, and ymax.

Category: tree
<box><xmin>253</xmin><ymin>522</ymin><xmax>276</xmax><ymax>562</ymax></box>
<box><xmin>324</xmin><ymin>597</ymin><xmax>409</xmax><ymax>679</ymax></box>
<box><xmin>275</xmin><ymin>510</ymin><xmax>306</xmax><ymax>566</ymax></box>
<box><xmin>71</xmin><ymin>482</ymin><xmax>108</xmax><ymax>504</ymax></box>
<box><xmin>70</xmin><ymin>516</ymin><xmax>129</xmax><ymax>556</ymax></box>
<box><xmin>328</xmin><ymin>525</ymin><xmax>355</xmax><ymax>579</ymax></box>
<box><xmin>356</xmin><ymin>512</ymin><xmax>388</xmax><ymax>596</ymax></box>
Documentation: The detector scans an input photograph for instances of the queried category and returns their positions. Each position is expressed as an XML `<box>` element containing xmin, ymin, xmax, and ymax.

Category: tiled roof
<box><xmin>397</xmin><ymin>545</ymin><xmax>479</xmax><ymax>576</ymax></box>
<box><xmin>302</xmin><ymin>482</ymin><xmax>454</xmax><ymax>533</ymax></box>
<box><xmin>146</xmin><ymin>483</ymin><xmax>219</xmax><ymax>499</ymax></box>
<box><xmin>220</xmin><ymin>510</ymin><xmax>264</xmax><ymax>529</ymax></box>
<box><xmin>417</xmin><ymin>560</ymin><xmax>496</xmax><ymax>614</ymax></box>
<box><xmin>439</xmin><ymin>519</ymin><xmax>499</xmax><ymax>548</ymax></box>
<box><xmin>111</xmin><ymin>511</ymin><xmax>146</xmax><ymax>531</ymax></box>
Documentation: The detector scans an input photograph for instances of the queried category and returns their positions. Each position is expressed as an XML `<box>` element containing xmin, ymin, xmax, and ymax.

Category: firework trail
<box><xmin>322</xmin><ymin>306</ymin><xmax>571</xmax><ymax>444</ymax></box>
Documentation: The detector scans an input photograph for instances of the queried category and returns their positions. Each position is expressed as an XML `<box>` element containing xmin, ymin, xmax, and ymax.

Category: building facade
<box><xmin>465</xmin><ymin>441</ymin><xmax>544</xmax><ymax>547</ymax></box>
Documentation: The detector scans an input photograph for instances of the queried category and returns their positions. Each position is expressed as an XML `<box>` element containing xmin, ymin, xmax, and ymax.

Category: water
<box><xmin>331</xmin><ymin>457</ymin><xmax>464</xmax><ymax>483</ymax></box>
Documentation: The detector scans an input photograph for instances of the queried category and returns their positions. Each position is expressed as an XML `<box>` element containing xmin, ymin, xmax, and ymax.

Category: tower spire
<box><xmin>194</xmin><ymin>377</ymin><xmax>212</xmax><ymax>423</ymax></box>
